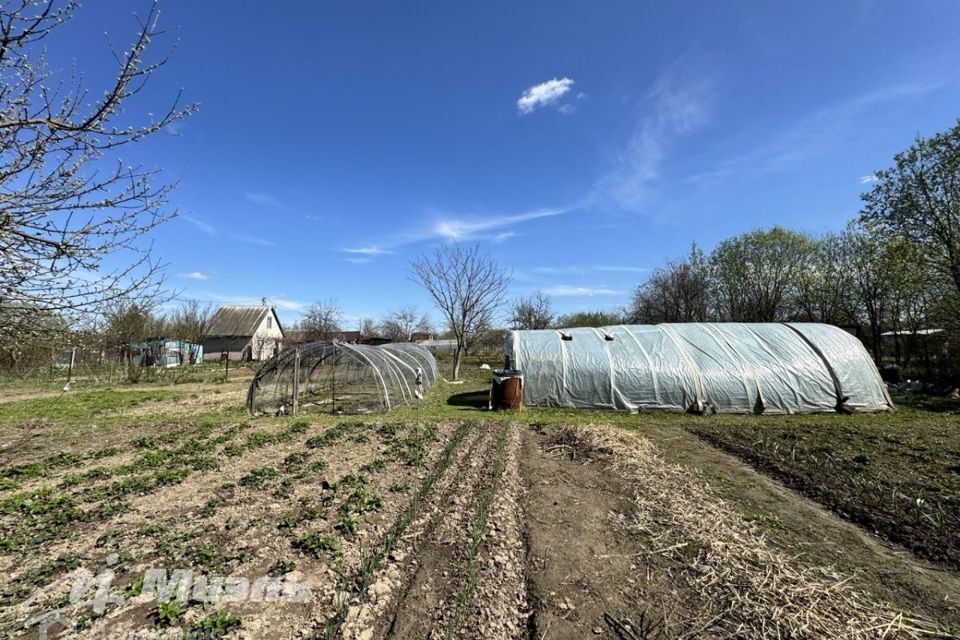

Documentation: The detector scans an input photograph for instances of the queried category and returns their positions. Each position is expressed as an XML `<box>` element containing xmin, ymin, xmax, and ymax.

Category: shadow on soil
<box><xmin>447</xmin><ymin>390</ymin><xmax>488</xmax><ymax>410</ymax></box>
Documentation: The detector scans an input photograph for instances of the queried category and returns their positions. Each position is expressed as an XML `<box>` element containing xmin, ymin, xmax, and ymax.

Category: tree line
<box><xmin>507</xmin><ymin>121</ymin><xmax>960</xmax><ymax>377</ymax></box>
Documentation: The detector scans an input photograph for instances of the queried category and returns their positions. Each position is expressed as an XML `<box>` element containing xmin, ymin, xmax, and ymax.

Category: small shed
<box><xmin>203</xmin><ymin>305</ymin><xmax>284</xmax><ymax>362</ymax></box>
<box><xmin>131</xmin><ymin>338</ymin><xmax>203</xmax><ymax>367</ymax></box>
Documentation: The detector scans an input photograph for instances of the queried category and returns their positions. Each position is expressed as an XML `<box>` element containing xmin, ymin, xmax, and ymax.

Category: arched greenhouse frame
<box><xmin>247</xmin><ymin>341</ymin><xmax>439</xmax><ymax>415</ymax></box>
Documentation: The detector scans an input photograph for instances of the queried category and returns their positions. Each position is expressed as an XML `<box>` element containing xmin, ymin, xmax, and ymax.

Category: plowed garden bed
<box><xmin>2</xmin><ymin>375</ymin><xmax>960</xmax><ymax>639</ymax></box>
<box><xmin>687</xmin><ymin>406</ymin><xmax>960</xmax><ymax>568</ymax></box>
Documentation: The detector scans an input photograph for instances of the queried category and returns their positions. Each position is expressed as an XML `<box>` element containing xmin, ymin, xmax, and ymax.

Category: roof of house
<box><xmin>206</xmin><ymin>306</ymin><xmax>281</xmax><ymax>338</ymax></box>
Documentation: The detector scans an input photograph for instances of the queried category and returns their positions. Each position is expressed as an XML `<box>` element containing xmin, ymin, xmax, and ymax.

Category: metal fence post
<box><xmin>292</xmin><ymin>346</ymin><xmax>300</xmax><ymax>415</ymax></box>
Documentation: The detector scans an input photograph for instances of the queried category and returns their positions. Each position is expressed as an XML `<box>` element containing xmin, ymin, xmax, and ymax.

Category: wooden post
<box><xmin>66</xmin><ymin>347</ymin><xmax>76</xmax><ymax>388</ymax></box>
<box><xmin>331</xmin><ymin>344</ymin><xmax>336</xmax><ymax>414</ymax></box>
<box><xmin>292</xmin><ymin>346</ymin><xmax>300</xmax><ymax>415</ymax></box>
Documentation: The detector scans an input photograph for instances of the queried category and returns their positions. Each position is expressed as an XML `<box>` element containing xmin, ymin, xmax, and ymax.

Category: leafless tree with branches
<box><xmin>411</xmin><ymin>243</ymin><xmax>510</xmax><ymax>380</ymax></box>
<box><xmin>0</xmin><ymin>1</ymin><xmax>195</xmax><ymax>345</ymax></box>
<box><xmin>509</xmin><ymin>289</ymin><xmax>553</xmax><ymax>330</ymax></box>
<box><xmin>167</xmin><ymin>298</ymin><xmax>212</xmax><ymax>356</ymax></box>
<box><xmin>300</xmin><ymin>299</ymin><xmax>343</xmax><ymax>341</ymax></box>
<box><xmin>380</xmin><ymin>305</ymin><xmax>432</xmax><ymax>341</ymax></box>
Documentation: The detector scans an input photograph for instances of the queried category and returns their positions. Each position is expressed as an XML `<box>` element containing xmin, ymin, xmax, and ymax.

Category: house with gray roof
<box><xmin>202</xmin><ymin>305</ymin><xmax>284</xmax><ymax>362</ymax></box>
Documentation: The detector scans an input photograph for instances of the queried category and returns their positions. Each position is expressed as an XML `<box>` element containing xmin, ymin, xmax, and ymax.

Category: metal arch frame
<box><xmin>248</xmin><ymin>340</ymin><xmax>439</xmax><ymax>415</ymax></box>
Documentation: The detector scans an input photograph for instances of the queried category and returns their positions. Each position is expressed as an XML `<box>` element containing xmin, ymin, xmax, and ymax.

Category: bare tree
<box><xmin>509</xmin><ymin>290</ymin><xmax>553</xmax><ymax>330</ymax></box>
<box><xmin>103</xmin><ymin>301</ymin><xmax>164</xmax><ymax>362</ymax></box>
<box><xmin>627</xmin><ymin>243</ymin><xmax>710</xmax><ymax>323</ymax></box>
<box><xmin>411</xmin><ymin>243</ymin><xmax>511</xmax><ymax>380</ymax></box>
<box><xmin>0</xmin><ymin>2</ymin><xmax>195</xmax><ymax>345</ymax></box>
<box><xmin>300</xmin><ymin>299</ymin><xmax>343</xmax><ymax>341</ymax></box>
<box><xmin>167</xmin><ymin>298</ymin><xmax>212</xmax><ymax>353</ymax></box>
<box><xmin>380</xmin><ymin>305</ymin><xmax>432</xmax><ymax>341</ymax></box>
<box><xmin>359</xmin><ymin>316</ymin><xmax>379</xmax><ymax>339</ymax></box>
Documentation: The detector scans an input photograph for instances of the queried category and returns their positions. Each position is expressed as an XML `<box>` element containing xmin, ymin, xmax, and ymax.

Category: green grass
<box><xmin>0</xmin><ymin>389</ymin><xmax>185</xmax><ymax>424</ymax></box>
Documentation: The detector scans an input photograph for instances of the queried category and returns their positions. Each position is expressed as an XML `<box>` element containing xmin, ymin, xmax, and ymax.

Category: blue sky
<box><xmin>49</xmin><ymin>1</ymin><xmax>960</xmax><ymax>328</ymax></box>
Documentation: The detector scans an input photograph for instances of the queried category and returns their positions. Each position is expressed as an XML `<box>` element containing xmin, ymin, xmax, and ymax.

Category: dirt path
<box><xmin>520</xmin><ymin>424</ymin><xmax>960</xmax><ymax>638</ymax></box>
<box><xmin>521</xmin><ymin>427</ymin><xmax>655</xmax><ymax>639</ymax></box>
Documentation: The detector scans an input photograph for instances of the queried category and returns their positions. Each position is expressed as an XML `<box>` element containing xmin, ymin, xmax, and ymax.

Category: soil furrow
<box><xmin>339</xmin><ymin>423</ymin><xmax>495</xmax><ymax>640</ymax></box>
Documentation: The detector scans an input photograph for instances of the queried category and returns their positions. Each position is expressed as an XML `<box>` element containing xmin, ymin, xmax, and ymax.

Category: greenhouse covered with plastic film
<box><xmin>247</xmin><ymin>341</ymin><xmax>439</xmax><ymax>415</ymax></box>
<box><xmin>505</xmin><ymin>323</ymin><xmax>893</xmax><ymax>415</ymax></box>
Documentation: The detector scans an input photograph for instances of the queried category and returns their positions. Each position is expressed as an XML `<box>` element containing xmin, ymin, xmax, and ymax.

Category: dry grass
<box><xmin>548</xmin><ymin>425</ymin><xmax>948</xmax><ymax>639</ymax></box>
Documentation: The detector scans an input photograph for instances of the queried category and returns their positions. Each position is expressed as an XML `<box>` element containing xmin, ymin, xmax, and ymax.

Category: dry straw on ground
<box><xmin>548</xmin><ymin>425</ymin><xmax>947</xmax><ymax>639</ymax></box>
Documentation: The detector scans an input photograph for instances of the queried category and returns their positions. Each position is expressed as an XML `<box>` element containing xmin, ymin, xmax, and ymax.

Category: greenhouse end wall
<box><xmin>505</xmin><ymin>323</ymin><xmax>893</xmax><ymax>414</ymax></box>
<box><xmin>247</xmin><ymin>341</ymin><xmax>439</xmax><ymax>415</ymax></box>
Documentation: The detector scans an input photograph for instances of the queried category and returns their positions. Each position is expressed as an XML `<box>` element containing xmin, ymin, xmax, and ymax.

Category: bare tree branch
<box><xmin>410</xmin><ymin>243</ymin><xmax>510</xmax><ymax>380</ymax></box>
<box><xmin>0</xmin><ymin>0</ymin><xmax>196</xmax><ymax>346</ymax></box>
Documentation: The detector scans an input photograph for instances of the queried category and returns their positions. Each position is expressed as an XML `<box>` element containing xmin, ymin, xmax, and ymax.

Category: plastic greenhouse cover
<box><xmin>247</xmin><ymin>341</ymin><xmax>439</xmax><ymax>414</ymax></box>
<box><xmin>504</xmin><ymin>323</ymin><xmax>892</xmax><ymax>414</ymax></box>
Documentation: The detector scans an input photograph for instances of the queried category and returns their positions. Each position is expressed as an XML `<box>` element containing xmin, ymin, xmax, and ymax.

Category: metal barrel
<box><xmin>492</xmin><ymin>369</ymin><xmax>523</xmax><ymax>411</ymax></box>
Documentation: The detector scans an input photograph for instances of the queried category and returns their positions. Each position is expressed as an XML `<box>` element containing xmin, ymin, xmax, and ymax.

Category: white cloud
<box><xmin>860</xmin><ymin>174</ymin><xmax>879</xmax><ymax>184</ymax></box>
<box><xmin>178</xmin><ymin>271</ymin><xmax>210</xmax><ymax>281</ymax></box>
<box><xmin>345</xmin><ymin>257</ymin><xmax>372</xmax><ymax>265</ymax></box>
<box><xmin>594</xmin><ymin>64</ymin><xmax>712</xmax><ymax>213</ymax></box>
<box><xmin>433</xmin><ymin>207</ymin><xmax>567</xmax><ymax>241</ymax></box>
<box><xmin>244</xmin><ymin>192</ymin><xmax>281</xmax><ymax>207</ymax></box>
<box><xmin>340</xmin><ymin>206</ymin><xmax>571</xmax><ymax>262</ymax></box>
<box><xmin>517</xmin><ymin>77</ymin><xmax>575</xmax><ymax>115</ymax></box>
<box><xmin>193</xmin><ymin>292</ymin><xmax>307</xmax><ymax>313</ymax></box>
<box><xmin>542</xmin><ymin>285</ymin><xmax>625</xmax><ymax>297</ymax></box>
<box><xmin>343</xmin><ymin>246</ymin><xmax>393</xmax><ymax>256</ymax></box>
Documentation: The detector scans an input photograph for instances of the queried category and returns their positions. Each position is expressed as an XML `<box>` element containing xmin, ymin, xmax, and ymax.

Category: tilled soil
<box><xmin>4</xmin><ymin>418</ymin><xmax>960</xmax><ymax>639</ymax></box>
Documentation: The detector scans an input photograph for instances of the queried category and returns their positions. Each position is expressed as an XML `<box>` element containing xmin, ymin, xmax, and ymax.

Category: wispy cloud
<box><xmin>244</xmin><ymin>192</ymin><xmax>281</xmax><ymax>207</ymax></box>
<box><xmin>692</xmin><ymin>79</ymin><xmax>945</xmax><ymax>185</ymax></box>
<box><xmin>534</xmin><ymin>264</ymin><xmax>648</xmax><ymax>276</ymax></box>
<box><xmin>178</xmin><ymin>271</ymin><xmax>211</xmax><ymax>281</ymax></box>
<box><xmin>164</xmin><ymin>121</ymin><xmax>186</xmax><ymax>136</ymax></box>
<box><xmin>194</xmin><ymin>292</ymin><xmax>307</xmax><ymax>313</ymax></box>
<box><xmin>594</xmin><ymin>62</ymin><xmax>712</xmax><ymax>213</ymax></box>
<box><xmin>182</xmin><ymin>215</ymin><xmax>277</xmax><ymax>247</ymax></box>
<box><xmin>542</xmin><ymin>285</ymin><xmax>625</xmax><ymax>297</ymax></box>
<box><xmin>859</xmin><ymin>174</ymin><xmax>879</xmax><ymax>184</ymax></box>
<box><xmin>341</xmin><ymin>206</ymin><xmax>570</xmax><ymax>261</ymax></box>
<box><xmin>433</xmin><ymin>207</ymin><xmax>567</xmax><ymax>241</ymax></box>
<box><xmin>228</xmin><ymin>233</ymin><xmax>277</xmax><ymax>247</ymax></box>
<box><xmin>595</xmin><ymin>265</ymin><xmax>649</xmax><ymax>273</ymax></box>
<box><xmin>517</xmin><ymin>77</ymin><xmax>575</xmax><ymax>115</ymax></box>
<box><xmin>182</xmin><ymin>215</ymin><xmax>216</xmax><ymax>237</ymax></box>
<box><xmin>343</xmin><ymin>246</ymin><xmax>393</xmax><ymax>256</ymax></box>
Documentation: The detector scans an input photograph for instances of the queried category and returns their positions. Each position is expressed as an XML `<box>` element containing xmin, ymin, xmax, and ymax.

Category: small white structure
<box><xmin>203</xmin><ymin>305</ymin><xmax>284</xmax><ymax>362</ymax></box>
